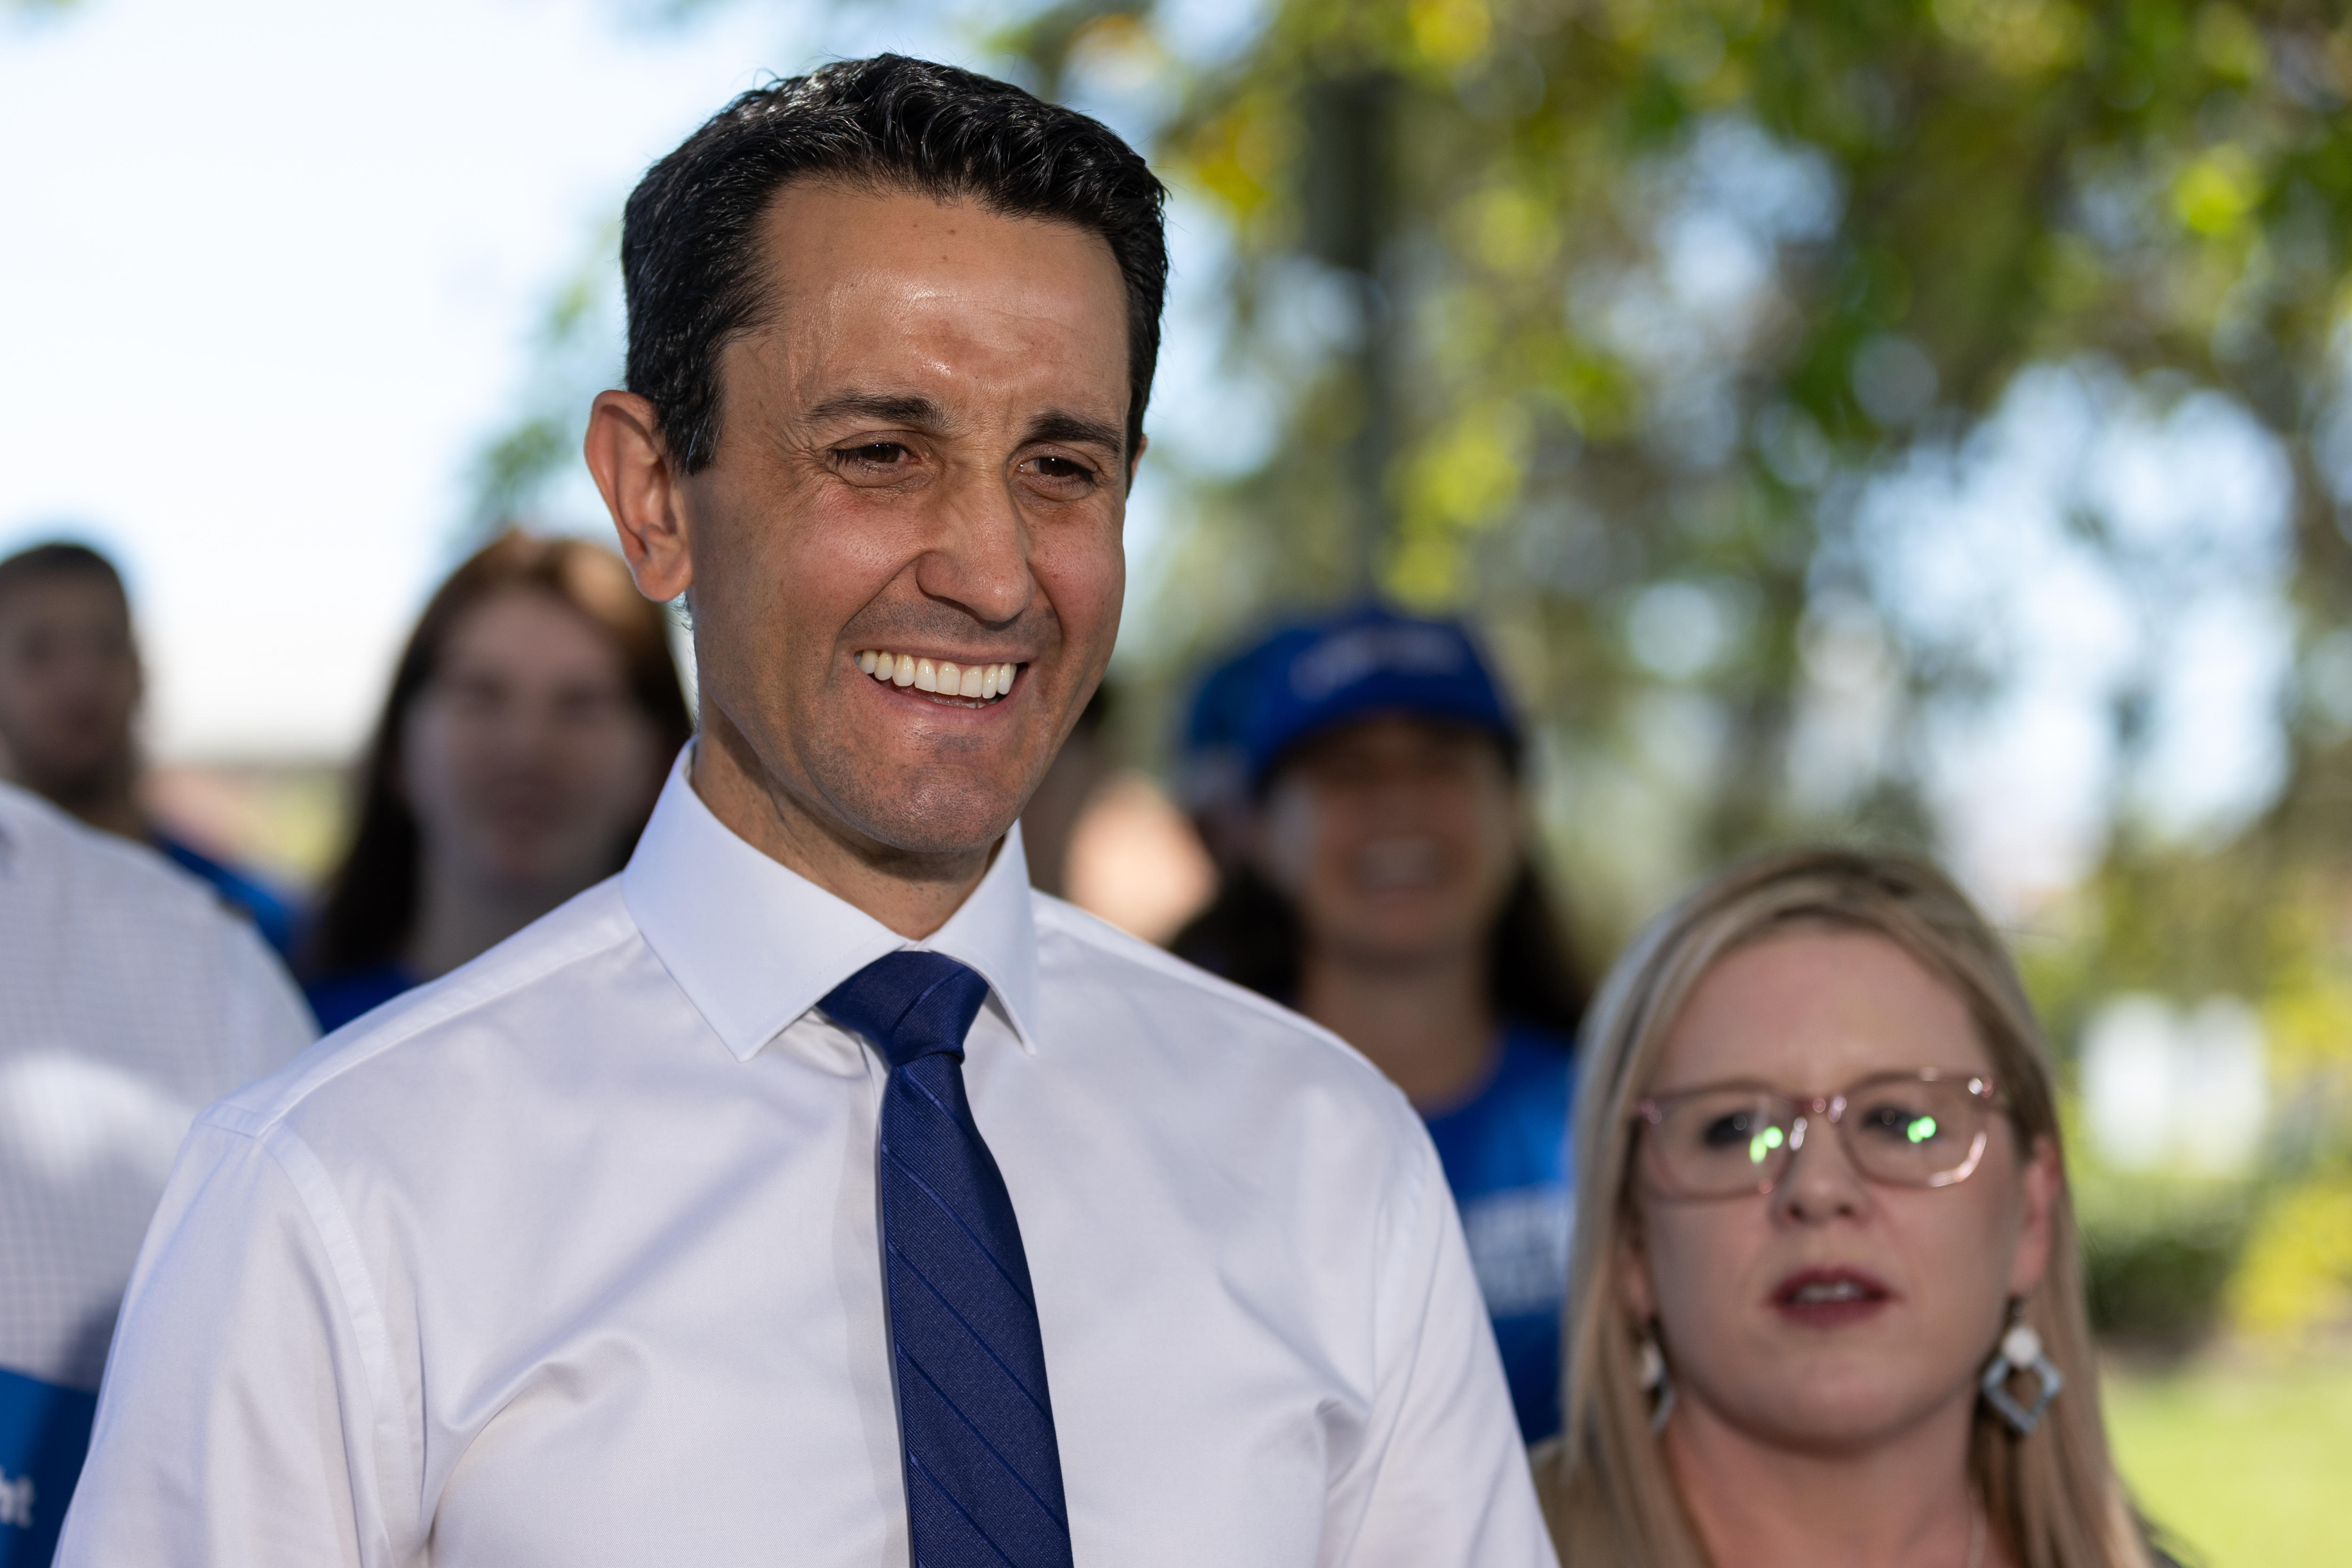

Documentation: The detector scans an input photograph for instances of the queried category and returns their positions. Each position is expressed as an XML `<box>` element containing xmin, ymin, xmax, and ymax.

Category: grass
<box><xmin>2101</xmin><ymin>1351</ymin><xmax>2352</xmax><ymax>1566</ymax></box>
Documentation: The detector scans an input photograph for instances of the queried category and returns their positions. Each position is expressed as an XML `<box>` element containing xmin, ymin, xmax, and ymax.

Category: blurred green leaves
<box><xmin>1003</xmin><ymin>0</ymin><xmax>2352</xmax><ymax>939</ymax></box>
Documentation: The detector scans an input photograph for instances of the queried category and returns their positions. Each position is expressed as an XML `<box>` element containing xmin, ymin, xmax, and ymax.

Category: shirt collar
<box><xmin>621</xmin><ymin>746</ymin><xmax>1042</xmax><ymax>1062</ymax></box>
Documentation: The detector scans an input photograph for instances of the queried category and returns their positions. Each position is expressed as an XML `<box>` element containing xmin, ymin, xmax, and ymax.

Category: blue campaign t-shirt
<box><xmin>303</xmin><ymin>962</ymin><xmax>419</xmax><ymax>1035</ymax></box>
<box><xmin>0</xmin><ymin>1366</ymin><xmax>97</xmax><ymax>1566</ymax></box>
<box><xmin>1421</xmin><ymin>1025</ymin><xmax>1575</xmax><ymax>1444</ymax></box>
<box><xmin>152</xmin><ymin>832</ymin><xmax>301</xmax><ymax>960</ymax></box>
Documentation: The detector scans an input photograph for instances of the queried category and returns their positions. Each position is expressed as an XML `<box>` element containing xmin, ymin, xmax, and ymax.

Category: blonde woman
<box><xmin>1536</xmin><ymin>849</ymin><xmax>2172</xmax><ymax>1568</ymax></box>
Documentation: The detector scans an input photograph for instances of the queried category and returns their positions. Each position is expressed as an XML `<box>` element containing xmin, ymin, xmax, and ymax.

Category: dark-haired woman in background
<box><xmin>303</xmin><ymin>531</ymin><xmax>692</xmax><ymax>1033</ymax></box>
<box><xmin>1172</xmin><ymin>604</ymin><xmax>1586</xmax><ymax>1442</ymax></box>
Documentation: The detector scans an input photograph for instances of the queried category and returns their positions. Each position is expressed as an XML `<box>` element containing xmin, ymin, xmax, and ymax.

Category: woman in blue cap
<box><xmin>1173</xmin><ymin>603</ymin><xmax>1586</xmax><ymax>1444</ymax></box>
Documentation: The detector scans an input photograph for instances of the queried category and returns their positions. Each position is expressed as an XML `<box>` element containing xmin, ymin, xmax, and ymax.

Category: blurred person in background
<box><xmin>0</xmin><ymin>780</ymin><xmax>313</xmax><ymax>1564</ymax></box>
<box><xmin>301</xmin><ymin>530</ymin><xmax>692</xmax><ymax>1032</ymax></box>
<box><xmin>0</xmin><ymin>541</ymin><xmax>300</xmax><ymax>956</ymax></box>
<box><xmin>1017</xmin><ymin>679</ymin><xmax>1114</xmax><ymax>900</ymax></box>
<box><xmin>1172</xmin><ymin>629</ymin><xmax>1284</xmax><ymax>877</ymax></box>
<box><xmin>1018</xmin><ymin>678</ymin><xmax>1216</xmax><ymax>941</ymax></box>
<box><xmin>1541</xmin><ymin>849</ymin><xmax>2174</xmax><ymax>1568</ymax></box>
<box><xmin>1173</xmin><ymin>603</ymin><xmax>1587</xmax><ymax>1443</ymax></box>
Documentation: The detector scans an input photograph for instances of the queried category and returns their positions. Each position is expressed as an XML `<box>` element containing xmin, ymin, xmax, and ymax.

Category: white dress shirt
<box><xmin>58</xmin><ymin>751</ymin><xmax>1553</xmax><ymax>1568</ymax></box>
<box><xmin>0</xmin><ymin>781</ymin><xmax>313</xmax><ymax>1393</ymax></box>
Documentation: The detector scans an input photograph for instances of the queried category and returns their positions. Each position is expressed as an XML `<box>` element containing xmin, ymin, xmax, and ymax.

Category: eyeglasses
<box><xmin>1632</xmin><ymin>1069</ymin><xmax>2000</xmax><ymax>1200</ymax></box>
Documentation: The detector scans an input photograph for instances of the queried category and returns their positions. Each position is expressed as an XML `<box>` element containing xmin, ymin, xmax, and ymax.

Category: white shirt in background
<box><xmin>58</xmin><ymin>749</ymin><xmax>1553</xmax><ymax>1568</ymax></box>
<box><xmin>0</xmin><ymin>780</ymin><xmax>314</xmax><ymax>1392</ymax></box>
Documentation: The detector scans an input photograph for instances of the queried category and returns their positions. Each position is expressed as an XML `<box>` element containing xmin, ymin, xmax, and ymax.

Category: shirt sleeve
<box><xmin>53</xmin><ymin>1120</ymin><xmax>399</xmax><ymax>1568</ymax></box>
<box><xmin>1327</xmin><ymin>1117</ymin><xmax>1561</xmax><ymax>1568</ymax></box>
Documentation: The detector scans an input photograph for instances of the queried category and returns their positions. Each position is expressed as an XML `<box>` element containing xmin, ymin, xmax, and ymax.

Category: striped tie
<box><xmin>821</xmin><ymin>951</ymin><xmax>1074</xmax><ymax>1568</ymax></box>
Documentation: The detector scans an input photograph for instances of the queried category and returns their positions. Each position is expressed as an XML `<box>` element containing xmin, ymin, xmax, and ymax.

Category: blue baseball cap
<box><xmin>1239</xmin><ymin>603</ymin><xmax>1519</xmax><ymax>787</ymax></box>
<box><xmin>1175</xmin><ymin>619</ymin><xmax>1301</xmax><ymax>818</ymax></box>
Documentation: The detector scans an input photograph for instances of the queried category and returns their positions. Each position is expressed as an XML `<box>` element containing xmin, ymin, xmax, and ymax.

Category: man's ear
<box><xmin>586</xmin><ymin>390</ymin><xmax>695</xmax><ymax>603</ymax></box>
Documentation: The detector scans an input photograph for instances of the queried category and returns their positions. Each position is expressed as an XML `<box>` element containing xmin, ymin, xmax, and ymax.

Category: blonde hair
<box><xmin>1534</xmin><ymin>848</ymin><xmax>2151</xmax><ymax>1568</ymax></box>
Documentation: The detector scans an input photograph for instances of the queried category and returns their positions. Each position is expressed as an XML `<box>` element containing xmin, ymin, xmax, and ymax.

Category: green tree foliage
<box><xmin>997</xmin><ymin>3</ymin><xmax>2352</xmax><ymax>934</ymax></box>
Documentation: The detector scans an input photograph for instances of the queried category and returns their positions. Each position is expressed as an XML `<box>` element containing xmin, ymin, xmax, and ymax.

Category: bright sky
<box><xmin>0</xmin><ymin>0</ymin><xmax>990</xmax><ymax>756</ymax></box>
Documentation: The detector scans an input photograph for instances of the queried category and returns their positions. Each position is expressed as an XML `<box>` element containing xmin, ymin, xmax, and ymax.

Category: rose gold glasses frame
<box><xmin>1631</xmin><ymin>1068</ymin><xmax>2002</xmax><ymax>1199</ymax></box>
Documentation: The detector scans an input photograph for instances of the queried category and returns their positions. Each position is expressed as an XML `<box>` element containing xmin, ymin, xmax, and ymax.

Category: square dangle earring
<box><xmin>1979</xmin><ymin>1304</ymin><xmax>2064</xmax><ymax>1435</ymax></box>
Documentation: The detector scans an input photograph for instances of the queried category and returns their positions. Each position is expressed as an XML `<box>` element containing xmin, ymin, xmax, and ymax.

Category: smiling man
<box><xmin>56</xmin><ymin>57</ymin><xmax>1550</xmax><ymax>1568</ymax></box>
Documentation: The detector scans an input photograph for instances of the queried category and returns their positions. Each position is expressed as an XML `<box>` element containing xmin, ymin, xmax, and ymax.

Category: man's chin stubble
<box><xmin>808</xmin><ymin>757</ymin><xmax>1033</xmax><ymax>868</ymax></box>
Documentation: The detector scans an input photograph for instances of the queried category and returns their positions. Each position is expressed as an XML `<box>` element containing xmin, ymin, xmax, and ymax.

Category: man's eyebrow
<box><xmin>1024</xmin><ymin>410</ymin><xmax>1127</xmax><ymax>455</ymax></box>
<box><xmin>802</xmin><ymin>391</ymin><xmax>950</xmax><ymax>429</ymax></box>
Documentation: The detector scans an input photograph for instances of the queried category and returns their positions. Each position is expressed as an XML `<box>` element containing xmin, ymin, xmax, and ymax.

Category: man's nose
<box><xmin>913</xmin><ymin>468</ymin><xmax>1035</xmax><ymax>628</ymax></box>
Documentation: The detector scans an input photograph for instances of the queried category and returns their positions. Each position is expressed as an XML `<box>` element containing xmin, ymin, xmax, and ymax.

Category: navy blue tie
<box><xmin>821</xmin><ymin>951</ymin><xmax>1074</xmax><ymax>1568</ymax></box>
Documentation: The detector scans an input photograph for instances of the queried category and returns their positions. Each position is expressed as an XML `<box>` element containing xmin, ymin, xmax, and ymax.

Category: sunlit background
<box><xmin>6</xmin><ymin>0</ymin><xmax>2351</xmax><ymax>1555</ymax></box>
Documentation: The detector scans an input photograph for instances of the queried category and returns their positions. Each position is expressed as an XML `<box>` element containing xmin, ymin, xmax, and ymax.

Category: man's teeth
<box><xmin>1792</xmin><ymin>1279</ymin><xmax>1868</xmax><ymax>1304</ymax></box>
<box><xmin>855</xmin><ymin>651</ymin><xmax>1018</xmax><ymax>702</ymax></box>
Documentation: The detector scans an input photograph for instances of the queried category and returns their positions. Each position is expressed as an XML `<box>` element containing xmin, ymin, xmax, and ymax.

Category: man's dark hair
<box><xmin>622</xmin><ymin>54</ymin><xmax>1169</xmax><ymax>472</ymax></box>
<box><xmin>0</xmin><ymin>541</ymin><xmax>127</xmax><ymax>617</ymax></box>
